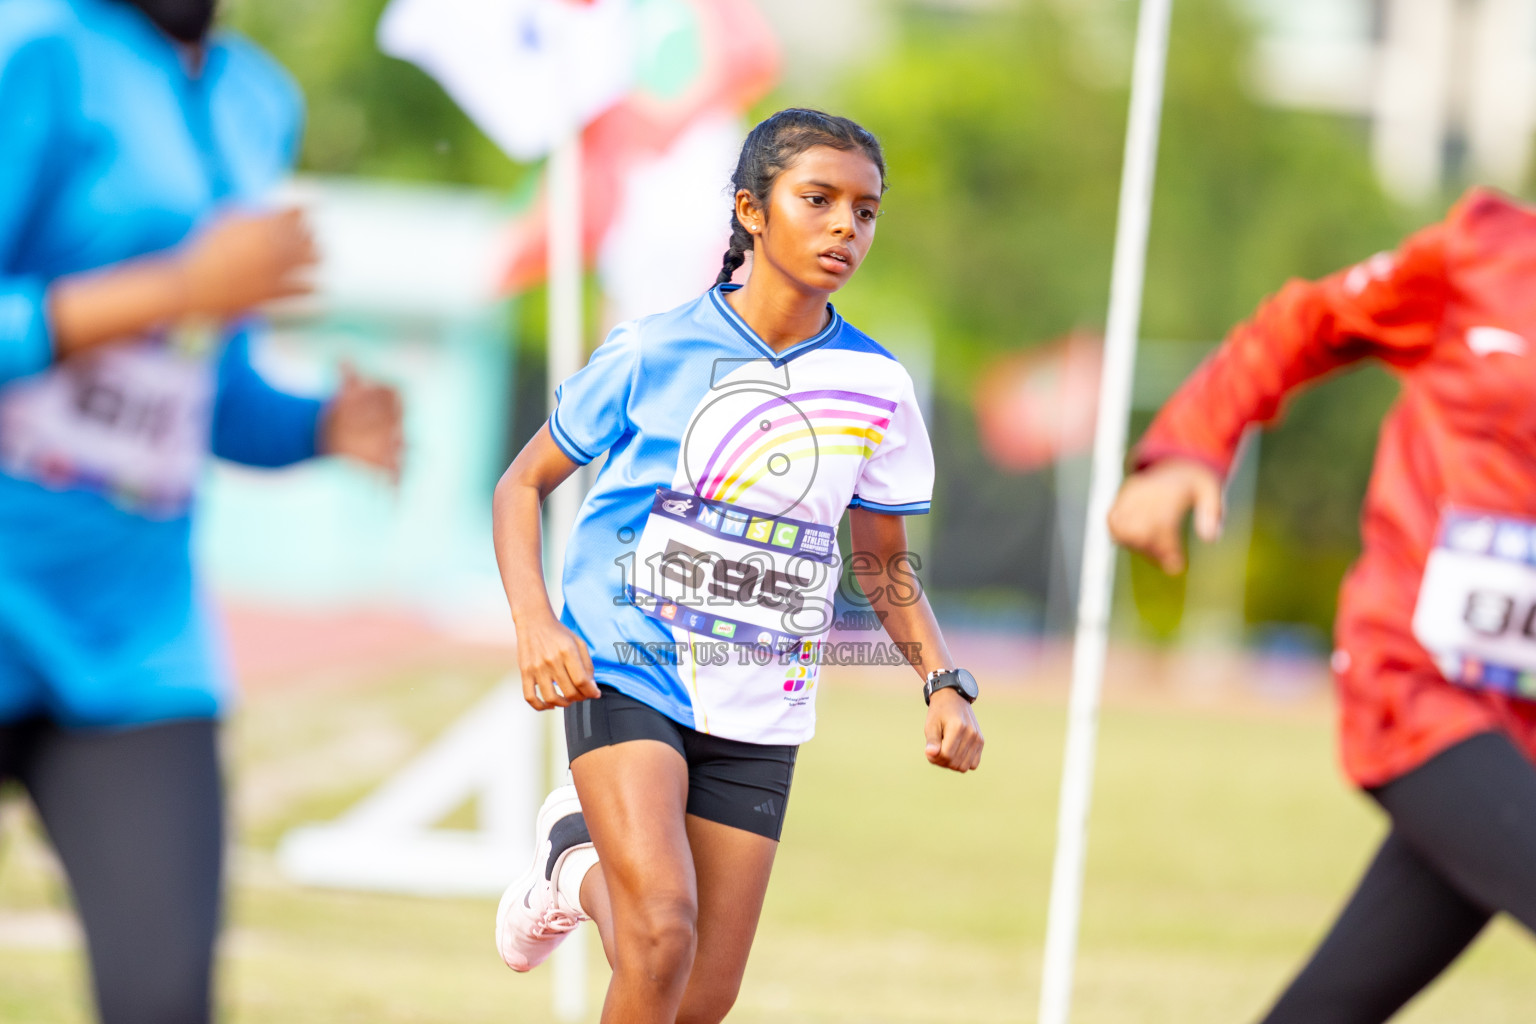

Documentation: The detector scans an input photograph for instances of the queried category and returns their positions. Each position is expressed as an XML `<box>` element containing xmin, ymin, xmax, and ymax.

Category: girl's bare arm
<box><xmin>492</xmin><ymin>425</ymin><xmax>602</xmax><ymax>711</ymax></box>
<box><xmin>849</xmin><ymin>507</ymin><xmax>983</xmax><ymax>773</ymax></box>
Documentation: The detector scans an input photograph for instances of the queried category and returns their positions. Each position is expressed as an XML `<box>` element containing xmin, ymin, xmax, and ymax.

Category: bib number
<box><xmin>1412</xmin><ymin>509</ymin><xmax>1536</xmax><ymax>697</ymax></box>
<box><xmin>0</xmin><ymin>334</ymin><xmax>215</xmax><ymax>516</ymax></box>
<box><xmin>655</xmin><ymin>538</ymin><xmax>811</xmax><ymax>613</ymax></box>
<box><xmin>627</xmin><ymin>488</ymin><xmax>839</xmax><ymax>649</ymax></box>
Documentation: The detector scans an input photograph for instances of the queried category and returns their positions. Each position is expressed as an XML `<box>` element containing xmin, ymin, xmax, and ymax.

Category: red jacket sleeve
<box><xmin>1133</xmin><ymin>222</ymin><xmax>1449</xmax><ymax>477</ymax></box>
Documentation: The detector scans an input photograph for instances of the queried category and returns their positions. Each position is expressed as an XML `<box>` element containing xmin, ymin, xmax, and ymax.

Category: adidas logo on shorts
<box><xmin>753</xmin><ymin>798</ymin><xmax>778</xmax><ymax>816</ymax></box>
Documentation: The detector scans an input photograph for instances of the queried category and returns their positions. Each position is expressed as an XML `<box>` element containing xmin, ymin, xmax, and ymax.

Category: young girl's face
<box><xmin>744</xmin><ymin>145</ymin><xmax>883</xmax><ymax>295</ymax></box>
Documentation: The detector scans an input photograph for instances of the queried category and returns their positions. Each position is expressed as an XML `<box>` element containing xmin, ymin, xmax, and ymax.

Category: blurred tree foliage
<box><xmin>222</xmin><ymin>0</ymin><xmax>530</xmax><ymax>188</ymax></box>
<box><xmin>793</xmin><ymin>0</ymin><xmax>1428</xmax><ymax>640</ymax></box>
<box><xmin>227</xmin><ymin>0</ymin><xmax>1447</xmax><ymax>640</ymax></box>
<box><xmin>813</xmin><ymin>0</ymin><xmax>1415</xmax><ymax>377</ymax></box>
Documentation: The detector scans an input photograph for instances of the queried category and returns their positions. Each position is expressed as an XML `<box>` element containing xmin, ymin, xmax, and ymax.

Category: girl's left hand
<box><xmin>924</xmin><ymin>688</ymin><xmax>984</xmax><ymax>773</ymax></box>
<box><xmin>321</xmin><ymin>362</ymin><xmax>404</xmax><ymax>480</ymax></box>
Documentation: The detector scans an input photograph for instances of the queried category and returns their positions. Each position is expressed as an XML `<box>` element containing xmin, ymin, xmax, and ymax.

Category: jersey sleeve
<box><xmin>210</xmin><ymin>327</ymin><xmax>324</xmax><ymax>468</ymax></box>
<box><xmin>850</xmin><ymin>374</ymin><xmax>934</xmax><ymax>515</ymax></box>
<box><xmin>1134</xmin><ymin>222</ymin><xmax>1448</xmax><ymax>478</ymax></box>
<box><xmin>547</xmin><ymin>321</ymin><xmax>641</xmax><ymax>465</ymax></box>
<box><xmin>0</xmin><ymin>36</ymin><xmax>74</xmax><ymax>386</ymax></box>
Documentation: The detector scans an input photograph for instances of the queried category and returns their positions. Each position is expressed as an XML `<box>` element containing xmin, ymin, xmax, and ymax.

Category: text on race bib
<box><xmin>0</xmin><ymin>334</ymin><xmax>214</xmax><ymax>517</ymax></box>
<box><xmin>1413</xmin><ymin>509</ymin><xmax>1536</xmax><ymax>699</ymax></box>
<box><xmin>623</xmin><ymin>487</ymin><xmax>840</xmax><ymax>651</ymax></box>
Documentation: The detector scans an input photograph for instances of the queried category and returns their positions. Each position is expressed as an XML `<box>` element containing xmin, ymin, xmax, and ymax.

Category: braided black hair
<box><xmin>716</xmin><ymin>108</ymin><xmax>887</xmax><ymax>286</ymax></box>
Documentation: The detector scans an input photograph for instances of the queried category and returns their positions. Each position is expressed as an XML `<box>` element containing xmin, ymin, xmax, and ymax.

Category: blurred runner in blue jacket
<box><xmin>0</xmin><ymin>1</ymin><xmax>402</xmax><ymax>1021</ymax></box>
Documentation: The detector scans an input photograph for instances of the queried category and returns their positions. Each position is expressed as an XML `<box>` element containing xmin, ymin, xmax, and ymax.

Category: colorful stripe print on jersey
<box><xmin>692</xmin><ymin>390</ymin><xmax>896</xmax><ymax>505</ymax></box>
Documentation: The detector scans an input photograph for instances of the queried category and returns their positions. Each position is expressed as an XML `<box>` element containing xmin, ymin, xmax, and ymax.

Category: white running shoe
<box><xmin>495</xmin><ymin>783</ymin><xmax>593</xmax><ymax>972</ymax></box>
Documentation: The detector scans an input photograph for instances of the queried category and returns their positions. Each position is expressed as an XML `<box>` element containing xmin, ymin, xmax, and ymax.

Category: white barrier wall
<box><xmin>277</xmin><ymin>681</ymin><xmax>542</xmax><ymax>898</ymax></box>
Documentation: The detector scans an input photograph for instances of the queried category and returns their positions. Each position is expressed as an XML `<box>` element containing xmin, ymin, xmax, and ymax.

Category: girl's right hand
<box><xmin>1107</xmin><ymin>457</ymin><xmax>1225</xmax><ymax>574</ymax></box>
<box><xmin>515</xmin><ymin>613</ymin><xmax>601</xmax><ymax>711</ymax></box>
<box><xmin>177</xmin><ymin>207</ymin><xmax>317</xmax><ymax>318</ymax></box>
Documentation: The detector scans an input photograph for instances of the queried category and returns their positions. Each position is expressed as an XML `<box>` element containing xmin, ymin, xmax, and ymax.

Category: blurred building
<box><xmin>1247</xmin><ymin>0</ymin><xmax>1536</xmax><ymax>203</ymax></box>
<box><xmin>194</xmin><ymin>178</ymin><xmax>516</xmax><ymax>635</ymax></box>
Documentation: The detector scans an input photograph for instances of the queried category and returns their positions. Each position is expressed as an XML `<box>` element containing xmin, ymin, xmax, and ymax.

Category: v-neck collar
<box><xmin>708</xmin><ymin>284</ymin><xmax>843</xmax><ymax>367</ymax></box>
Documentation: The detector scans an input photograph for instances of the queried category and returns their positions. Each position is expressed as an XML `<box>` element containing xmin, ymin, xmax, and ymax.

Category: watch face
<box><xmin>956</xmin><ymin>669</ymin><xmax>979</xmax><ymax>700</ymax></box>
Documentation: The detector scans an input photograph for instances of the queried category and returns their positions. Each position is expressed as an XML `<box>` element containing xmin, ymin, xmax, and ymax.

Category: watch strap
<box><xmin>925</xmin><ymin>668</ymin><xmax>957</xmax><ymax>705</ymax></box>
<box><xmin>924</xmin><ymin>668</ymin><xmax>977</xmax><ymax>705</ymax></box>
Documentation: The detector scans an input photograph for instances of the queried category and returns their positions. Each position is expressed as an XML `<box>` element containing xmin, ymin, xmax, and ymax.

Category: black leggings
<box><xmin>0</xmin><ymin>717</ymin><xmax>223</xmax><ymax>1024</ymax></box>
<box><xmin>1258</xmin><ymin>731</ymin><xmax>1536</xmax><ymax>1024</ymax></box>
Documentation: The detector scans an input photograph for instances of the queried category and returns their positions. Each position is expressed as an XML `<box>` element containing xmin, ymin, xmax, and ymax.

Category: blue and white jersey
<box><xmin>551</xmin><ymin>284</ymin><xmax>934</xmax><ymax>745</ymax></box>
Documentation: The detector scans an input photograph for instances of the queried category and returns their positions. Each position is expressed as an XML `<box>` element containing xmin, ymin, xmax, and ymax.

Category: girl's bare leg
<box><xmin>576</xmin><ymin>781</ymin><xmax>778</xmax><ymax>1024</ymax></box>
<box><xmin>673</xmin><ymin>815</ymin><xmax>776</xmax><ymax>1024</ymax></box>
<box><xmin>572</xmin><ymin>740</ymin><xmax>695</xmax><ymax>1024</ymax></box>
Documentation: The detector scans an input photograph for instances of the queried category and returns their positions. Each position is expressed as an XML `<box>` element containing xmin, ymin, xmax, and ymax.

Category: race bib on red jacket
<box><xmin>1414</xmin><ymin>509</ymin><xmax>1536</xmax><ymax>698</ymax></box>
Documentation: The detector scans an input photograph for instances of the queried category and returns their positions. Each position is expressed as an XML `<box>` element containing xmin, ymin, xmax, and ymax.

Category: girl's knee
<box><xmin>676</xmin><ymin>982</ymin><xmax>742</xmax><ymax>1024</ymax></box>
<box><xmin>622</xmin><ymin>893</ymin><xmax>698</xmax><ymax>979</ymax></box>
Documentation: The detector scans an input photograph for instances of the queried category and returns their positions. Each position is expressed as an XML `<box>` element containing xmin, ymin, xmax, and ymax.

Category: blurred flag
<box><xmin>378</xmin><ymin>0</ymin><xmax>780</xmax><ymax>318</ymax></box>
<box><xmin>499</xmin><ymin>0</ymin><xmax>780</xmax><ymax>312</ymax></box>
<box><xmin>378</xmin><ymin>0</ymin><xmax>635</xmax><ymax>162</ymax></box>
<box><xmin>597</xmin><ymin>112</ymin><xmax>745</xmax><ymax>322</ymax></box>
<box><xmin>974</xmin><ymin>332</ymin><xmax>1103</xmax><ymax>474</ymax></box>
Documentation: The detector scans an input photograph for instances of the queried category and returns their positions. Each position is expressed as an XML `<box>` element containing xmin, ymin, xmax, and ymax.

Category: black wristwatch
<box><xmin>924</xmin><ymin>668</ymin><xmax>979</xmax><ymax>706</ymax></box>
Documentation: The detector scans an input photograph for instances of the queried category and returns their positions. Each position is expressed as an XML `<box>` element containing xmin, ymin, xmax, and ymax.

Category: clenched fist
<box><xmin>320</xmin><ymin>363</ymin><xmax>403</xmax><ymax>481</ymax></box>
<box><xmin>515</xmin><ymin>612</ymin><xmax>601</xmax><ymax>711</ymax></box>
<box><xmin>924</xmin><ymin>688</ymin><xmax>984</xmax><ymax>773</ymax></box>
<box><xmin>177</xmin><ymin>207</ymin><xmax>317</xmax><ymax>318</ymax></box>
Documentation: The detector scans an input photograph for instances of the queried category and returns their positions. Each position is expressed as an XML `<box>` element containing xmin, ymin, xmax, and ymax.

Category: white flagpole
<box><xmin>545</xmin><ymin>128</ymin><xmax>589</xmax><ymax>1024</ymax></box>
<box><xmin>1037</xmin><ymin>1</ymin><xmax>1175</xmax><ymax>1022</ymax></box>
<box><xmin>546</xmin><ymin>132</ymin><xmax>585</xmax><ymax>543</ymax></box>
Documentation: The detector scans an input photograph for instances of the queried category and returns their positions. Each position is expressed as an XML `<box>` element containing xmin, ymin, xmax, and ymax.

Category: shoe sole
<box><xmin>495</xmin><ymin>785</ymin><xmax>584</xmax><ymax>972</ymax></box>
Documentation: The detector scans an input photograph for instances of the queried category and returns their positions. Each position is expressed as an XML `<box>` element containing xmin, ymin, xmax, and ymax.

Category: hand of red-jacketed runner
<box><xmin>1108</xmin><ymin>457</ymin><xmax>1225</xmax><ymax>575</ymax></box>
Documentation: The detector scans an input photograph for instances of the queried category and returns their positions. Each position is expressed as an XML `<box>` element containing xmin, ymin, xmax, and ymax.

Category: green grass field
<box><xmin>0</xmin><ymin>663</ymin><xmax>1530</xmax><ymax>1023</ymax></box>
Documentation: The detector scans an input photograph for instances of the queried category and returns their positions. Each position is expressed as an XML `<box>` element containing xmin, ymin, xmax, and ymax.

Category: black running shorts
<box><xmin>564</xmin><ymin>685</ymin><xmax>797</xmax><ymax>841</ymax></box>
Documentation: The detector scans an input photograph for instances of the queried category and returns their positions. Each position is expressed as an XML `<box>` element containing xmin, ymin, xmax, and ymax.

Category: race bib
<box><xmin>0</xmin><ymin>332</ymin><xmax>216</xmax><ymax>517</ymax></box>
<box><xmin>1413</xmin><ymin>509</ymin><xmax>1536</xmax><ymax>698</ymax></box>
<box><xmin>626</xmin><ymin>487</ymin><xmax>840</xmax><ymax>650</ymax></box>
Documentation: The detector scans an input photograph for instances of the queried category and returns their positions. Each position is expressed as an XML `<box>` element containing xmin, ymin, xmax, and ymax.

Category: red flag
<box><xmin>975</xmin><ymin>332</ymin><xmax>1104</xmax><ymax>473</ymax></box>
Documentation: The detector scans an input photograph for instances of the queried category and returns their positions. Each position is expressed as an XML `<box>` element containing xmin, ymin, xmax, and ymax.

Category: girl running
<box><xmin>1110</xmin><ymin>187</ymin><xmax>1536</xmax><ymax>1023</ymax></box>
<box><xmin>491</xmin><ymin>108</ymin><xmax>984</xmax><ymax>1024</ymax></box>
<box><xmin>0</xmin><ymin>2</ymin><xmax>401</xmax><ymax>1021</ymax></box>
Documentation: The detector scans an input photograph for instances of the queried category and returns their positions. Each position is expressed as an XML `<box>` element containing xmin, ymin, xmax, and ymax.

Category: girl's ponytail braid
<box><xmin>716</xmin><ymin>214</ymin><xmax>754</xmax><ymax>285</ymax></box>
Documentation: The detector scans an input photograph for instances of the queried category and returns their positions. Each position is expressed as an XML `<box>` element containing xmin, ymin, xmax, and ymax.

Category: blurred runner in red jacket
<box><xmin>1111</xmin><ymin>188</ymin><xmax>1536</xmax><ymax>1024</ymax></box>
